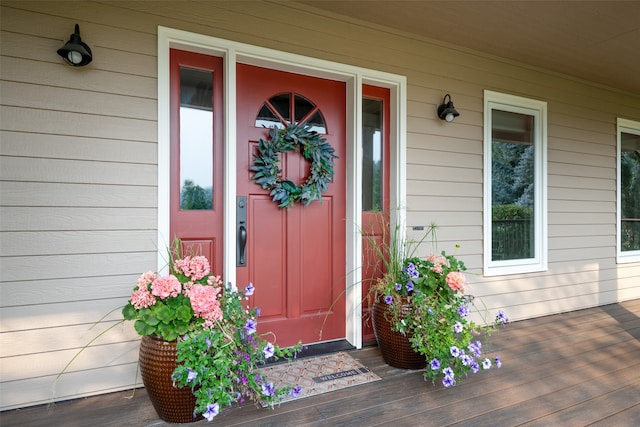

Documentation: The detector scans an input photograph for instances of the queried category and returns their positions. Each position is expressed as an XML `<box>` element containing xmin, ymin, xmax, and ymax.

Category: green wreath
<box><xmin>250</xmin><ymin>123</ymin><xmax>338</xmax><ymax>209</ymax></box>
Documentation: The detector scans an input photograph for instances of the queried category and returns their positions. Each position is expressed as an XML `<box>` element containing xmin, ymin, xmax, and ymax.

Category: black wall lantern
<box><xmin>437</xmin><ymin>94</ymin><xmax>460</xmax><ymax>122</ymax></box>
<box><xmin>57</xmin><ymin>24</ymin><xmax>93</xmax><ymax>66</ymax></box>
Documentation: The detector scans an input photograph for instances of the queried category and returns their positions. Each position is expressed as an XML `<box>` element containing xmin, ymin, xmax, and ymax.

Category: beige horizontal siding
<box><xmin>0</xmin><ymin>207</ymin><xmax>157</xmax><ymax>232</ymax></box>
<box><xmin>1</xmin><ymin>0</ymin><xmax>639</xmax><ymax>412</ymax></box>
<box><xmin>1</xmin><ymin>131</ymin><xmax>157</xmax><ymax>163</ymax></box>
<box><xmin>0</xmin><ymin>230</ymin><xmax>158</xmax><ymax>257</ymax></box>
<box><xmin>1</xmin><ymin>157</ymin><xmax>157</xmax><ymax>186</ymax></box>
<box><xmin>2</xmin><ymin>275</ymin><xmax>140</xmax><ymax>306</ymax></box>
<box><xmin>0</xmin><ymin>80</ymin><xmax>157</xmax><ymax>120</ymax></box>
<box><xmin>0</xmin><ymin>105</ymin><xmax>156</xmax><ymax>141</ymax></box>
<box><xmin>0</xmin><ymin>252</ymin><xmax>156</xmax><ymax>282</ymax></box>
<box><xmin>0</xmin><ymin>320</ymin><xmax>137</xmax><ymax>355</ymax></box>
<box><xmin>1</xmin><ymin>340</ymin><xmax>139</xmax><ymax>382</ymax></box>
<box><xmin>0</xmin><ymin>182</ymin><xmax>157</xmax><ymax>207</ymax></box>
<box><xmin>1</xmin><ymin>363</ymin><xmax>140</xmax><ymax>411</ymax></box>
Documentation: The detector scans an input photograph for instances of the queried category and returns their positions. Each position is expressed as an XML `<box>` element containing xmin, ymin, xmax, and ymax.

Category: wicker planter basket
<box><xmin>371</xmin><ymin>298</ymin><xmax>426</xmax><ymax>370</ymax></box>
<box><xmin>139</xmin><ymin>335</ymin><xmax>198</xmax><ymax>423</ymax></box>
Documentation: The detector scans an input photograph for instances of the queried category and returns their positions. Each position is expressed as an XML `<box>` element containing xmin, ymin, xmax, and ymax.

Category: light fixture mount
<box><xmin>437</xmin><ymin>94</ymin><xmax>460</xmax><ymax>122</ymax></box>
<box><xmin>57</xmin><ymin>24</ymin><xmax>93</xmax><ymax>67</ymax></box>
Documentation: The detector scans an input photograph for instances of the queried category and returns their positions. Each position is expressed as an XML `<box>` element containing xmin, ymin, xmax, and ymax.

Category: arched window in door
<box><xmin>255</xmin><ymin>92</ymin><xmax>327</xmax><ymax>133</ymax></box>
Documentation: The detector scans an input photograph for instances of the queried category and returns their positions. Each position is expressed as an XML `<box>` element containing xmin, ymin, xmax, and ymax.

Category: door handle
<box><xmin>238</xmin><ymin>224</ymin><xmax>247</xmax><ymax>266</ymax></box>
<box><xmin>237</xmin><ymin>196</ymin><xmax>247</xmax><ymax>266</ymax></box>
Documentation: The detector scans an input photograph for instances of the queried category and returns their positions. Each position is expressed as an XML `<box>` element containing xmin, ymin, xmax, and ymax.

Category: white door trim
<box><xmin>157</xmin><ymin>26</ymin><xmax>406</xmax><ymax>348</ymax></box>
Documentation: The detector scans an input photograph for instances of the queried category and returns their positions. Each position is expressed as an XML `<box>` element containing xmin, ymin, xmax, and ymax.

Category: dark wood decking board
<box><xmin>2</xmin><ymin>299</ymin><xmax>638</xmax><ymax>427</ymax></box>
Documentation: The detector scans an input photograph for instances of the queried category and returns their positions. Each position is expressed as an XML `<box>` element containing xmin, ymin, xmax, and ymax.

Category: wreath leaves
<box><xmin>250</xmin><ymin>123</ymin><xmax>338</xmax><ymax>209</ymax></box>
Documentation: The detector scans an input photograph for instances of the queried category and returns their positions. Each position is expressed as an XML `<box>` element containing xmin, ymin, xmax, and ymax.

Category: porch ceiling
<box><xmin>298</xmin><ymin>1</ymin><xmax>640</xmax><ymax>95</ymax></box>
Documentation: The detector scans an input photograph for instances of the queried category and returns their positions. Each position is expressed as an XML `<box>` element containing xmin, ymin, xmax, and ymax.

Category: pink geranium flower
<box><xmin>446</xmin><ymin>271</ymin><xmax>467</xmax><ymax>293</ymax></box>
<box><xmin>136</xmin><ymin>271</ymin><xmax>157</xmax><ymax>290</ymax></box>
<box><xmin>174</xmin><ymin>256</ymin><xmax>211</xmax><ymax>280</ymax></box>
<box><xmin>151</xmin><ymin>275</ymin><xmax>181</xmax><ymax>299</ymax></box>
<box><xmin>189</xmin><ymin>284</ymin><xmax>223</xmax><ymax>322</ymax></box>
<box><xmin>427</xmin><ymin>254</ymin><xmax>447</xmax><ymax>274</ymax></box>
<box><xmin>131</xmin><ymin>288</ymin><xmax>156</xmax><ymax>309</ymax></box>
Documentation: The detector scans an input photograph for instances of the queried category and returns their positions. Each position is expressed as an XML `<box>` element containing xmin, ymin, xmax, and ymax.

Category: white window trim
<box><xmin>616</xmin><ymin>118</ymin><xmax>640</xmax><ymax>264</ymax></box>
<box><xmin>483</xmin><ymin>90</ymin><xmax>548</xmax><ymax>276</ymax></box>
<box><xmin>157</xmin><ymin>26</ymin><xmax>407</xmax><ymax>347</ymax></box>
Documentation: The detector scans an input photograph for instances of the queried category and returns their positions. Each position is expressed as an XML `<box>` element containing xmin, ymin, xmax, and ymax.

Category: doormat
<box><xmin>259</xmin><ymin>352</ymin><xmax>381</xmax><ymax>404</ymax></box>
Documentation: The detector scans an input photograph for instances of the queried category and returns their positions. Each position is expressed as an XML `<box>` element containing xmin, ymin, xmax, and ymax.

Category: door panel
<box><xmin>236</xmin><ymin>64</ymin><xmax>346</xmax><ymax>346</ymax></box>
<box><xmin>300</xmin><ymin>200</ymin><xmax>333</xmax><ymax>313</ymax></box>
<box><xmin>250</xmin><ymin>196</ymin><xmax>286</xmax><ymax>319</ymax></box>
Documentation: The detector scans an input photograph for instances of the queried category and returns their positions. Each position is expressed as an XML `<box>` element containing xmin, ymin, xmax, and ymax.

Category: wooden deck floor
<box><xmin>3</xmin><ymin>299</ymin><xmax>639</xmax><ymax>427</ymax></box>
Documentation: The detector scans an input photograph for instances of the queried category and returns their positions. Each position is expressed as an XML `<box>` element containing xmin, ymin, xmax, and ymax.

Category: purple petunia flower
<box><xmin>443</xmin><ymin>367</ymin><xmax>455</xmax><ymax>378</ymax></box>
<box><xmin>482</xmin><ymin>358</ymin><xmax>492</xmax><ymax>370</ymax></box>
<box><xmin>244</xmin><ymin>318</ymin><xmax>257</xmax><ymax>335</ymax></box>
<box><xmin>290</xmin><ymin>385</ymin><xmax>302</xmax><ymax>398</ymax></box>
<box><xmin>468</xmin><ymin>340</ymin><xmax>482</xmax><ymax>357</ymax></box>
<box><xmin>187</xmin><ymin>368</ymin><xmax>198</xmax><ymax>383</ymax></box>
<box><xmin>471</xmin><ymin>361</ymin><xmax>480</xmax><ymax>373</ymax></box>
<box><xmin>404</xmin><ymin>262</ymin><xmax>419</xmax><ymax>279</ymax></box>
<box><xmin>384</xmin><ymin>295</ymin><xmax>393</xmax><ymax>304</ymax></box>
<box><xmin>450</xmin><ymin>346</ymin><xmax>460</xmax><ymax>357</ymax></box>
<box><xmin>205</xmin><ymin>337</ymin><xmax>212</xmax><ymax>348</ymax></box>
<box><xmin>497</xmin><ymin>310</ymin><xmax>509</xmax><ymax>324</ymax></box>
<box><xmin>442</xmin><ymin>375</ymin><xmax>456</xmax><ymax>387</ymax></box>
<box><xmin>244</xmin><ymin>282</ymin><xmax>255</xmax><ymax>296</ymax></box>
<box><xmin>458</xmin><ymin>305</ymin><xmax>470</xmax><ymax>317</ymax></box>
<box><xmin>203</xmin><ymin>402</ymin><xmax>219</xmax><ymax>421</ymax></box>
<box><xmin>495</xmin><ymin>355</ymin><xmax>502</xmax><ymax>368</ymax></box>
<box><xmin>453</xmin><ymin>322</ymin><xmax>463</xmax><ymax>333</ymax></box>
<box><xmin>263</xmin><ymin>342</ymin><xmax>275</xmax><ymax>359</ymax></box>
<box><xmin>395</xmin><ymin>282</ymin><xmax>402</xmax><ymax>291</ymax></box>
<box><xmin>461</xmin><ymin>354</ymin><xmax>473</xmax><ymax>367</ymax></box>
<box><xmin>406</xmin><ymin>281</ymin><xmax>414</xmax><ymax>292</ymax></box>
<box><xmin>430</xmin><ymin>358</ymin><xmax>441</xmax><ymax>371</ymax></box>
<box><xmin>261</xmin><ymin>382</ymin><xmax>275</xmax><ymax>397</ymax></box>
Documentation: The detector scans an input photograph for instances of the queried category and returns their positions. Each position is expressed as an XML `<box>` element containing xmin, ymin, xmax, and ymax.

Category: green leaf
<box><xmin>122</xmin><ymin>303</ymin><xmax>137</xmax><ymax>320</ymax></box>
<box><xmin>157</xmin><ymin>322</ymin><xmax>178</xmax><ymax>341</ymax></box>
<box><xmin>281</xmin><ymin>180</ymin><xmax>297</xmax><ymax>192</ymax></box>
<box><xmin>175</xmin><ymin>305</ymin><xmax>193</xmax><ymax>322</ymax></box>
<box><xmin>134</xmin><ymin>319</ymin><xmax>155</xmax><ymax>336</ymax></box>
<box><xmin>156</xmin><ymin>304</ymin><xmax>176</xmax><ymax>323</ymax></box>
<box><xmin>140</xmin><ymin>309</ymin><xmax>159</xmax><ymax>326</ymax></box>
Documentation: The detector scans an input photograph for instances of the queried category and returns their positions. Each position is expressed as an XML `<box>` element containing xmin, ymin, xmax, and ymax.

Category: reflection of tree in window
<box><xmin>621</xmin><ymin>131</ymin><xmax>640</xmax><ymax>251</ymax></box>
<box><xmin>180</xmin><ymin>180</ymin><xmax>212</xmax><ymax>210</ymax></box>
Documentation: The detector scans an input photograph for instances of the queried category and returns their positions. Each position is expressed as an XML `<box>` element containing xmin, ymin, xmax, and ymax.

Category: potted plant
<box><xmin>122</xmin><ymin>240</ymin><xmax>301</xmax><ymax>422</ymax></box>
<box><xmin>367</xmin><ymin>220</ymin><xmax>509</xmax><ymax>387</ymax></box>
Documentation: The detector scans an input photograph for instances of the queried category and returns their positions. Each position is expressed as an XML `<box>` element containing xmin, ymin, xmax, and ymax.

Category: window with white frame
<box><xmin>483</xmin><ymin>91</ymin><xmax>547</xmax><ymax>276</ymax></box>
<box><xmin>617</xmin><ymin>118</ymin><xmax>640</xmax><ymax>263</ymax></box>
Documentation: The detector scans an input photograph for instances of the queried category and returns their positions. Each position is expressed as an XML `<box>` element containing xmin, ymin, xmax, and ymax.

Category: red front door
<box><xmin>236</xmin><ymin>64</ymin><xmax>346</xmax><ymax>346</ymax></box>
